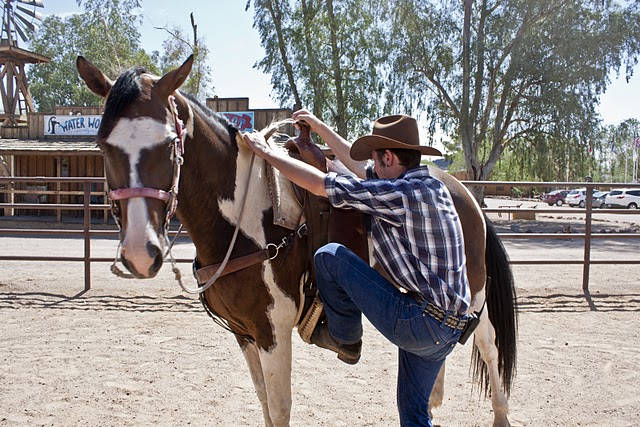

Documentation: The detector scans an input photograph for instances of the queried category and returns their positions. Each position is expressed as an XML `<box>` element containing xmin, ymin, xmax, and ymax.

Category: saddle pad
<box><xmin>266</xmin><ymin>162</ymin><xmax>303</xmax><ymax>230</ymax></box>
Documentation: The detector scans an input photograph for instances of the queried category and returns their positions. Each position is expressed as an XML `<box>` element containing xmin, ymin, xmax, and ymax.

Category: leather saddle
<box><xmin>283</xmin><ymin>123</ymin><xmax>369</xmax><ymax>341</ymax></box>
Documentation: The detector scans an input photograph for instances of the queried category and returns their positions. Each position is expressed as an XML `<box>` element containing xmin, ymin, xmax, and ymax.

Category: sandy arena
<box><xmin>1</xmin><ymin>203</ymin><xmax>639</xmax><ymax>426</ymax></box>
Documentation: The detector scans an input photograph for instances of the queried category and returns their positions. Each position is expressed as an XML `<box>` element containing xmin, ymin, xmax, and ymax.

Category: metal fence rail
<box><xmin>467</xmin><ymin>180</ymin><xmax>640</xmax><ymax>291</ymax></box>
<box><xmin>1</xmin><ymin>177</ymin><xmax>639</xmax><ymax>292</ymax></box>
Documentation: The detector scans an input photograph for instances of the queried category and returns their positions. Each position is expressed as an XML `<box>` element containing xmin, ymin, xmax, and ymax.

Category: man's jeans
<box><xmin>314</xmin><ymin>243</ymin><xmax>462</xmax><ymax>427</ymax></box>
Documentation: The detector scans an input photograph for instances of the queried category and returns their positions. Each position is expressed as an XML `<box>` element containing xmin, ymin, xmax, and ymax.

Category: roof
<box><xmin>0</xmin><ymin>45</ymin><xmax>50</xmax><ymax>64</ymax></box>
<box><xmin>0</xmin><ymin>138</ymin><xmax>101</xmax><ymax>156</ymax></box>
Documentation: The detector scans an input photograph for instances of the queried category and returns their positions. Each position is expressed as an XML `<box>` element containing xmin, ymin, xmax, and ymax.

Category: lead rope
<box><xmin>166</xmin><ymin>152</ymin><xmax>257</xmax><ymax>295</ymax></box>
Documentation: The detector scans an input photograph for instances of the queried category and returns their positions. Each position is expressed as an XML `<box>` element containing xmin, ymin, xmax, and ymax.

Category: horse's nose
<box><xmin>120</xmin><ymin>241</ymin><xmax>164</xmax><ymax>278</ymax></box>
<box><xmin>147</xmin><ymin>241</ymin><xmax>163</xmax><ymax>276</ymax></box>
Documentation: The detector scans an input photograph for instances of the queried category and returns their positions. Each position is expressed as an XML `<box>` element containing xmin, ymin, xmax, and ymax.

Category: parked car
<box><xmin>604</xmin><ymin>188</ymin><xmax>640</xmax><ymax>209</ymax></box>
<box><xmin>565</xmin><ymin>188</ymin><xmax>587</xmax><ymax>207</ymax></box>
<box><xmin>541</xmin><ymin>189</ymin><xmax>570</xmax><ymax>206</ymax></box>
<box><xmin>592</xmin><ymin>191</ymin><xmax>608</xmax><ymax>208</ymax></box>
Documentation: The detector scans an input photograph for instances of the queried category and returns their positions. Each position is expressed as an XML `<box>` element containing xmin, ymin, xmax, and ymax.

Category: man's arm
<box><xmin>292</xmin><ymin>110</ymin><xmax>368</xmax><ymax>179</ymax></box>
<box><xmin>242</xmin><ymin>131</ymin><xmax>328</xmax><ymax>197</ymax></box>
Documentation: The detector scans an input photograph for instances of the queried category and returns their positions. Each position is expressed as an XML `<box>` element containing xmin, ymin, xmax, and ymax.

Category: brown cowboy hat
<box><xmin>350</xmin><ymin>115</ymin><xmax>442</xmax><ymax>161</ymax></box>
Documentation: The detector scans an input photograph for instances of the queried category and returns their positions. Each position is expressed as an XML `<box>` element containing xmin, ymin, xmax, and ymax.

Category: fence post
<box><xmin>84</xmin><ymin>182</ymin><xmax>91</xmax><ymax>291</ymax></box>
<box><xmin>582</xmin><ymin>187</ymin><xmax>593</xmax><ymax>292</ymax></box>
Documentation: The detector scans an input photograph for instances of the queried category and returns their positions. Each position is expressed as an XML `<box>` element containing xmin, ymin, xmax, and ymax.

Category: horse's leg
<box><xmin>256</xmin><ymin>324</ymin><xmax>294</xmax><ymax>427</ymax></box>
<box><xmin>238</xmin><ymin>338</ymin><xmax>276</xmax><ymax>427</ymax></box>
<box><xmin>428</xmin><ymin>362</ymin><xmax>446</xmax><ymax>419</ymax></box>
<box><xmin>473</xmin><ymin>308</ymin><xmax>511</xmax><ymax>427</ymax></box>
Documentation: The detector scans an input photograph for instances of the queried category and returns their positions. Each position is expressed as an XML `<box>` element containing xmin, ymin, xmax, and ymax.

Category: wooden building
<box><xmin>206</xmin><ymin>96</ymin><xmax>293</xmax><ymax>135</ymax></box>
<box><xmin>0</xmin><ymin>106</ymin><xmax>104</xmax><ymax>218</ymax></box>
<box><xmin>0</xmin><ymin>99</ymin><xmax>293</xmax><ymax>219</ymax></box>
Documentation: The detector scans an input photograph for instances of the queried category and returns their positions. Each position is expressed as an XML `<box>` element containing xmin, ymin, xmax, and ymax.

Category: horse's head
<box><xmin>77</xmin><ymin>55</ymin><xmax>194</xmax><ymax>279</ymax></box>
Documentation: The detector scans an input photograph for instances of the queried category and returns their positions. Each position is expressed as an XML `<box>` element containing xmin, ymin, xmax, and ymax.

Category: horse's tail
<box><xmin>472</xmin><ymin>214</ymin><xmax>518</xmax><ymax>397</ymax></box>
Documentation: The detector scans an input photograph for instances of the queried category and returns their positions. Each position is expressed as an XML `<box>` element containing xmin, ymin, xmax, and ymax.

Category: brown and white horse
<box><xmin>77</xmin><ymin>55</ymin><xmax>517</xmax><ymax>427</ymax></box>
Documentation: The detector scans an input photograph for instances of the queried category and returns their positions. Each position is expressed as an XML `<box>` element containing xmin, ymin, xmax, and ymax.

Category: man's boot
<box><xmin>311</xmin><ymin>322</ymin><xmax>362</xmax><ymax>365</ymax></box>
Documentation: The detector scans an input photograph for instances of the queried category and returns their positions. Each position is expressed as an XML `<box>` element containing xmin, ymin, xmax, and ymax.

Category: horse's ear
<box><xmin>156</xmin><ymin>54</ymin><xmax>194</xmax><ymax>97</ymax></box>
<box><xmin>76</xmin><ymin>56</ymin><xmax>113</xmax><ymax>98</ymax></box>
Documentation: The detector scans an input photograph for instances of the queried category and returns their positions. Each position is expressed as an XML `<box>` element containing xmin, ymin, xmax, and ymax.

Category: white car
<box><xmin>604</xmin><ymin>188</ymin><xmax>640</xmax><ymax>209</ymax></box>
<box><xmin>565</xmin><ymin>188</ymin><xmax>587</xmax><ymax>207</ymax></box>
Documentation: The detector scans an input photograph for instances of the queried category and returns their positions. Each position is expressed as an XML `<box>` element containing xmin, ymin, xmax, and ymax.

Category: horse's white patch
<box><xmin>184</xmin><ymin>104</ymin><xmax>195</xmax><ymax>138</ymax></box>
<box><xmin>106</xmin><ymin>117</ymin><xmax>176</xmax><ymax>187</ymax></box>
<box><xmin>107</xmin><ymin>117</ymin><xmax>175</xmax><ymax>275</ymax></box>
<box><xmin>219</xmin><ymin>144</ymin><xmax>298</xmax><ymax>344</ymax></box>
<box><xmin>218</xmin><ymin>145</ymin><xmax>272</xmax><ymax>247</ymax></box>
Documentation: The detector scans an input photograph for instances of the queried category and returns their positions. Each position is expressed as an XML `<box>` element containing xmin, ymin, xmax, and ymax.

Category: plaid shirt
<box><xmin>324</xmin><ymin>164</ymin><xmax>470</xmax><ymax>315</ymax></box>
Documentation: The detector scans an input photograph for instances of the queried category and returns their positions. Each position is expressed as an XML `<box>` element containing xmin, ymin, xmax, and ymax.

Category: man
<box><xmin>242</xmin><ymin>110</ymin><xmax>470</xmax><ymax>427</ymax></box>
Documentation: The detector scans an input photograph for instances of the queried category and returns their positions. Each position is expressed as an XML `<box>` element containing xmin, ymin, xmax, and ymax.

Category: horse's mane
<box><xmin>98</xmin><ymin>67</ymin><xmax>238</xmax><ymax>144</ymax></box>
<box><xmin>179</xmin><ymin>91</ymin><xmax>238</xmax><ymax>142</ymax></box>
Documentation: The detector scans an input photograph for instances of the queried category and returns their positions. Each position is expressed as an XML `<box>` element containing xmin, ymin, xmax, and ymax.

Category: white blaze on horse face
<box><xmin>107</xmin><ymin>117</ymin><xmax>176</xmax><ymax>276</ymax></box>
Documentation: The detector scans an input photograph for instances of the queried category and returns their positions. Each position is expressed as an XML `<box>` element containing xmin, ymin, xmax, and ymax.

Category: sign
<box><xmin>43</xmin><ymin>111</ymin><xmax>256</xmax><ymax>135</ymax></box>
<box><xmin>44</xmin><ymin>115</ymin><xmax>102</xmax><ymax>136</ymax></box>
<box><xmin>222</xmin><ymin>111</ymin><xmax>254</xmax><ymax>132</ymax></box>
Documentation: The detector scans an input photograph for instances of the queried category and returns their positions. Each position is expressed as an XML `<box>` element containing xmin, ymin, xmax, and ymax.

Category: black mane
<box><xmin>179</xmin><ymin>91</ymin><xmax>238</xmax><ymax>143</ymax></box>
<box><xmin>97</xmin><ymin>67</ymin><xmax>238</xmax><ymax>145</ymax></box>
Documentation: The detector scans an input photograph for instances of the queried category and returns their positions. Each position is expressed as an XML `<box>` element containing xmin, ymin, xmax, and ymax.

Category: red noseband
<box><xmin>108</xmin><ymin>95</ymin><xmax>185</xmax><ymax>224</ymax></box>
<box><xmin>109</xmin><ymin>187</ymin><xmax>171</xmax><ymax>202</ymax></box>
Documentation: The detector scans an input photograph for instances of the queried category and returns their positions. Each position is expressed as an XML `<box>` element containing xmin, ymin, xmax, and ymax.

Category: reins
<box><xmin>173</xmin><ymin>153</ymin><xmax>257</xmax><ymax>294</ymax></box>
<box><xmin>107</xmin><ymin>107</ymin><xmax>300</xmax><ymax>299</ymax></box>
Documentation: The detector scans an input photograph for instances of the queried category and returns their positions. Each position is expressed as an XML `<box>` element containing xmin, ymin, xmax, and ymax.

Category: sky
<box><xmin>39</xmin><ymin>0</ymin><xmax>640</xmax><ymax>126</ymax></box>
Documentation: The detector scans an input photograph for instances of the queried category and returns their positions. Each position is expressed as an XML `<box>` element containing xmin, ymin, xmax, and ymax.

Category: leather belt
<box><xmin>423</xmin><ymin>302</ymin><xmax>467</xmax><ymax>330</ymax></box>
<box><xmin>406</xmin><ymin>290</ymin><xmax>467</xmax><ymax>330</ymax></box>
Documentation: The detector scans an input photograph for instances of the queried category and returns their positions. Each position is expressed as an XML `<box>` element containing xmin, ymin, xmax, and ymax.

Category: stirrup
<box><xmin>298</xmin><ymin>297</ymin><xmax>324</xmax><ymax>344</ymax></box>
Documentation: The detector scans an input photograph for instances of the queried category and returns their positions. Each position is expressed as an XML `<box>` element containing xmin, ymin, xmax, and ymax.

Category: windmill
<box><xmin>0</xmin><ymin>0</ymin><xmax>49</xmax><ymax>126</ymax></box>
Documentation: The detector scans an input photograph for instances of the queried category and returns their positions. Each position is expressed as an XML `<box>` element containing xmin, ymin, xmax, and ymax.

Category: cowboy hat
<box><xmin>350</xmin><ymin>115</ymin><xmax>442</xmax><ymax>161</ymax></box>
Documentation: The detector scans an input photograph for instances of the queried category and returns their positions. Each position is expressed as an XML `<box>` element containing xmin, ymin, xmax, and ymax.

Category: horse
<box><xmin>76</xmin><ymin>55</ymin><xmax>517</xmax><ymax>427</ymax></box>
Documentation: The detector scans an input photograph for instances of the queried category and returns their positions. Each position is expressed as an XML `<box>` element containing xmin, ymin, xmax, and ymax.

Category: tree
<box><xmin>28</xmin><ymin>0</ymin><xmax>158</xmax><ymax>111</ymax></box>
<box><xmin>156</xmin><ymin>13</ymin><xmax>213</xmax><ymax>100</ymax></box>
<box><xmin>251</xmin><ymin>0</ymin><xmax>640</xmax><ymax>198</ymax></box>
<box><xmin>604</xmin><ymin>118</ymin><xmax>640</xmax><ymax>183</ymax></box>
<box><xmin>385</xmin><ymin>0</ymin><xmax>640</xmax><ymax>197</ymax></box>
<box><xmin>250</xmin><ymin>0</ymin><xmax>388</xmax><ymax>139</ymax></box>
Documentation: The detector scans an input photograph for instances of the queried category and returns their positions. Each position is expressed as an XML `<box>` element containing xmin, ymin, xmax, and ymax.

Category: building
<box><xmin>0</xmin><ymin>98</ymin><xmax>293</xmax><ymax>219</ymax></box>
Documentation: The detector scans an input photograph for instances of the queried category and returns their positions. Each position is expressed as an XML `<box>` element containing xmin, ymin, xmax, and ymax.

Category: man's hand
<box><xmin>292</xmin><ymin>108</ymin><xmax>367</xmax><ymax>179</ymax></box>
<box><xmin>242</xmin><ymin>131</ymin><xmax>276</xmax><ymax>159</ymax></box>
<box><xmin>292</xmin><ymin>109</ymin><xmax>323</xmax><ymax>132</ymax></box>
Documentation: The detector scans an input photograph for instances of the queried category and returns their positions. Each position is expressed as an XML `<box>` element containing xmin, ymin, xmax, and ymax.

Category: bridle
<box><xmin>108</xmin><ymin>95</ymin><xmax>186</xmax><ymax>278</ymax></box>
<box><xmin>108</xmin><ymin>95</ymin><xmax>186</xmax><ymax>226</ymax></box>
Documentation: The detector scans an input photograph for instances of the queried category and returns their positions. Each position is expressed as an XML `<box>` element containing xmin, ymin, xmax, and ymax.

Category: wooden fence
<box><xmin>1</xmin><ymin>177</ymin><xmax>639</xmax><ymax>293</ymax></box>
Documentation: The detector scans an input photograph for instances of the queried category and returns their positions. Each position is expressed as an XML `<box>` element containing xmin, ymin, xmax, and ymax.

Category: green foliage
<box><xmin>386</xmin><ymin>0</ymin><xmax>640</xmax><ymax>188</ymax></box>
<box><xmin>599</xmin><ymin>118</ymin><xmax>640</xmax><ymax>183</ymax></box>
<box><xmin>251</xmin><ymin>0</ymin><xmax>640</xmax><ymax>192</ymax></box>
<box><xmin>27</xmin><ymin>1</ymin><xmax>213</xmax><ymax>110</ymax></box>
<box><xmin>158</xmin><ymin>24</ymin><xmax>213</xmax><ymax>100</ymax></box>
<box><xmin>251</xmin><ymin>0</ymin><xmax>389</xmax><ymax>139</ymax></box>
<box><xmin>28</xmin><ymin>0</ymin><xmax>158</xmax><ymax>111</ymax></box>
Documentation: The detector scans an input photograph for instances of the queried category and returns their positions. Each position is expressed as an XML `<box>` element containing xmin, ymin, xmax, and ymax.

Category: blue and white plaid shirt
<box><xmin>324</xmin><ymin>164</ymin><xmax>470</xmax><ymax>315</ymax></box>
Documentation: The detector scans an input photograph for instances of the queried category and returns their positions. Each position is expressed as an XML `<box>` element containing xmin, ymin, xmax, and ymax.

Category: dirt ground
<box><xmin>1</xmin><ymin>207</ymin><xmax>639</xmax><ymax>426</ymax></box>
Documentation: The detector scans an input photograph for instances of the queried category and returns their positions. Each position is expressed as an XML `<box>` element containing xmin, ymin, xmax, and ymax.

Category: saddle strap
<box><xmin>194</xmin><ymin>250</ymin><xmax>269</xmax><ymax>284</ymax></box>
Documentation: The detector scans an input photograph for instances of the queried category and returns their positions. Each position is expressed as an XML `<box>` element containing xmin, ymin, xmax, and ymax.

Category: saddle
<box><xmin>283</xmin><ymin>123</ymin><xmax>369</xmax><ymax>343</ymax></box>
